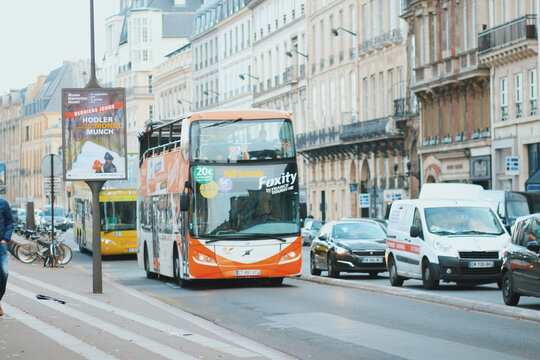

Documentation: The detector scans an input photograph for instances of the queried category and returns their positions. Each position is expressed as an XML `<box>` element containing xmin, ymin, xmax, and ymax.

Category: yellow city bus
<box><xmin>73</xmin><ymin>155</ymin><xmax>138</xmax><ymax>255</ymax></box>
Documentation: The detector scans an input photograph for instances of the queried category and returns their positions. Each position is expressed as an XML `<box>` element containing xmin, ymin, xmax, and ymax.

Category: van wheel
<box><xmin>327</xmin><ymin>254</ymin><xmax>340</xmax><ymax>278</ymax></box>
<box><xmin>310</xmin><ymin>253</ymin><xmax>321</xmax><ymax>276</ymax></box>
<box><xmin>502</xmin><ymin>271</ymin><xmax>520</xmax><ymax>306</ymax></box>
<box><xmin>422</xmin><ymin>260</ymin><xmax>439</xmax><ymax>290</ymax></box>
<box><xmin>388</xmin><ymin>256</ymin><xmax>404</xmax><ymax>286</ymax></box>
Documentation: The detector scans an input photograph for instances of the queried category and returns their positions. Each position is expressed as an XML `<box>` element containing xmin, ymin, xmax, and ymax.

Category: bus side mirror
<box><xmin>180</xmin><ymin>193</ymin><xmax>189</xmax><ymax>212</ymax></box>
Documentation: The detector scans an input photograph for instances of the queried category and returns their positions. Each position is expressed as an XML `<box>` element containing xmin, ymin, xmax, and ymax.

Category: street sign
<box><xmin>505</xmin><ymin>156</ymin><xmax>519</xmax><ymax>176</ymax></box>
<box><xmin>358</xmin><ymin>193</ymin><xmax>370</xmax><ymax>208</ymax></box>
<box><xmin>41</xmin><ymin>154</ymin><xmax>63</xmax><ymax>177</ymax></box>
<box><xmin>349</xmin><ymin>183</ymin><xmax>358</xmax><ymax>192</ymax></box>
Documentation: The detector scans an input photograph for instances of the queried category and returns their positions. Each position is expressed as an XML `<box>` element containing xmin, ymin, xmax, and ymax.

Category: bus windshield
<box><xmin>190</xmin><ymin>119</ymin><xmax>295</xmax><ymax>162</ymax></box>
<box><xmin>100</xmin><ymin>201</ymin><xmax>136</xmax><ymax>232</ymax></box>
<box><xmin>190</xmin><ymin>163</ymin><xmax>300</xmax><ymax>239</ymax></box>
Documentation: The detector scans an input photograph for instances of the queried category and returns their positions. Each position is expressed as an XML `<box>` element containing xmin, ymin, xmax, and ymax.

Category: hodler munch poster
<box><xmin>62</xmin><ymin>88</ymin><xmax>127</xmax><ymax>181</ymax></box>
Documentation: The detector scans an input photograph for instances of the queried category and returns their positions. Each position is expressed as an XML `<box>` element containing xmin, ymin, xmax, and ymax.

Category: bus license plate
<box><xmin>236</xmin><ymin>269</ymin><xmax>260</xmax><ymax>276</ymax></box>
<box><xmin>469</xmin><ymin>261</ymin><xmax>494</xmax><ymax>268</ymax></box>
<box><xmin>361</xmin><ymin>257</ymin><xmax>384</xmax><ymax>263</ymax></box>
<box><xmin>128</xmin><ymin>248</ymin><xmax>137</xmax><ymax>253</ymax></box>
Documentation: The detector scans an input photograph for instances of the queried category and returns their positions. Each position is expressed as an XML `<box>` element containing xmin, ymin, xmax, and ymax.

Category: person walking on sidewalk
<box><xmin>0</xmin><ymin>197</ymin><xmax>14</xmax><ymax>316</ymax></box>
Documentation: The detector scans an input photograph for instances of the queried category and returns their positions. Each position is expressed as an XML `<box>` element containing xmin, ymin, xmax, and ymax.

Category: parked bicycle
<box><xmin>15</xmin><ymin>229</ymin><xmax>72</xmax><ymax>267</ymax></box>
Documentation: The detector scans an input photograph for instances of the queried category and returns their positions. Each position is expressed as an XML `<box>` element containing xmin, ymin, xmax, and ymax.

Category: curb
<box><xmin>290</xmin><ymin>274</ymin><xmax>540</xmax><ymax>323</ymax></box>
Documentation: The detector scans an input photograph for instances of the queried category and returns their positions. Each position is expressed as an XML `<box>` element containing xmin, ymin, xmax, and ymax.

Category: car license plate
<box><xmin>361</xmin><ymin>257</ymin><xmax>384</xmax><ymax>263</ymax></box>
<box><xmin>236</xmin><ymin>269</ymin><xmax>260</xmax><ymax>276</ymax></box>
<box><xmin>468</xmin><ymin>261</ymin><xmax>494</xmax><ymax>268</ymax></box>
<box><xmin>128</xmin><ymin>248</ymin><xmax>137</xmax><ymax>253</ymax></box>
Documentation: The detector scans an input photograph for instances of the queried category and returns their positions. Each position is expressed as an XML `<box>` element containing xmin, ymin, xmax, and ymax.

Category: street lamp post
<box><xmin>331</xmin><ymin>27</ymin><xmax>357</xmax><ymax>37</ymax></box>
<box><xmin>285</xmin><ymin>50</ymin><xmax>308</xmax><ymax>58</ymax></box>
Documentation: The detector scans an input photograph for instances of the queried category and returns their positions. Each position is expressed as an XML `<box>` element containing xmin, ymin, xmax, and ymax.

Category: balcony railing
<box><xmin>478</xmin><ymin>15</ymin><xmax>537</xmax><ymax>54</ymax></box>
<box><xmin>393</xmin><ymin>97</ymin><xmax>419</xmax><ymax>117</ymax></box>
<box><xmin>126</xmin><ymin>86</ymin><xmax>153</xmax><ymax>97</ymax></box>
<box><xmin>501</xmin><ymin>105</ymin><xmax>508</xmax><ymax>121</ymax></box>
<box><xmin>299</xmin><ymin>64</ymin><xmax>306</xmax><ymax>78</ymax></box>
<box><xmin>516</xmin><ymin>102</ymin><xmax>523</xmax><ymax>118</ymax></box>
<box><xmin>341</xmin><ymin>116</ymin><xmax>398</xmax><ymax>142</ymax></box>
<box><xmin>296</xmin><ymin>127</ymin><xmax>340</xmax><ymax>149</ymax></box>
<box><xmin>296</xmin><ymin>118</ymin><xmax>401</xmax><ymax>150</ymax></box>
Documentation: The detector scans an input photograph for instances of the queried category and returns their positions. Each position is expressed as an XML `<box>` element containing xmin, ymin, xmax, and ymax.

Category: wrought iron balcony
<box><xmin>296</xmin><ymin>126</ymin><xmax>340</xmax><ymax>149</ymax></box>
<box><xmin>531</xmin><ymin>99</ymin><xmax>537</xmax><ymax>116</ymax></box>
<box><xmin>478</xmin><ymin>15</ymin><xmax>537</xmax><ymax>54</ymax></box>
<box><xmin>393</xmin><ymin>97</ymin><xmax>419</xmax><ymax>118</ymax></box>
<box><xmin>341</xmin><ymin>116</ymin><xmax>399</xmax><ymax>142</ymax></box>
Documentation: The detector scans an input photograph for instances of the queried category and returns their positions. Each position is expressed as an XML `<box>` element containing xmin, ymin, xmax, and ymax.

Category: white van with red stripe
<box><xmin>385</xmin><ymin>199</ymin><xmax>510</xmax><ymax>289</ymax></box>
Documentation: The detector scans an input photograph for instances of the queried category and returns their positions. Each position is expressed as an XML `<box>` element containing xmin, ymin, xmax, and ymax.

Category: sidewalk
<box><xmin>1</xmin><ymin>249</ymin><xmax>294</xmax><ymax>360</ymax></box>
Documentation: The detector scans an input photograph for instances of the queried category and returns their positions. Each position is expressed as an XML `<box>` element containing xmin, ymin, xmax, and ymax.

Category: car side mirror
<box><xmin>410</xmin><ymin>225</ymin><xmax>423</xmax><ymax>239</ymax></box>
<box><xmin>318</xmin><ymin>234</ymin><xmax>327</xmax><ymax>241</ymax></box>
<box><xmin>497</xmin><ymin>201</ymin><xmax>505</xmax><ymax>219</ymax></box>
<box><xmin>526</xmin><ymin>241</ymin><xmax>540</xmax><ymax>253</ymax></box>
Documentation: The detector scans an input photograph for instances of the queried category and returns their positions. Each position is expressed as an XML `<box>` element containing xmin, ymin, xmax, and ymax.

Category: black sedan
<box><xmin>501</xmin><ymin>213</ymin><xmax>540</xmax><ymax>306</ymax></box>
<box><xmin>310</xmin><ymin>219</ymin><xmax>387</xmax><ymax>278</ymax></box>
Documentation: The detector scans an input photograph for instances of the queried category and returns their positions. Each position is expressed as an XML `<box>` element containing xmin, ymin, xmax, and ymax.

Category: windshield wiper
<box><xmin>431</xmin><ymin>230</ymin><xmax>457</xmax><ymax>235</ymax></box>
<box><xmin>245</xmin><ymin>233</ymin><xmax>287</xmax><ymax>242</ymax></box>
<box><xmin>203</xmin><ymin>118</ymin><xmax>242</xmax><ymax>128</ymax></box>
<box><xmin>455</xmin><ymin>230</ymin><xmax>504</xmax><ymax>235</ymax></box>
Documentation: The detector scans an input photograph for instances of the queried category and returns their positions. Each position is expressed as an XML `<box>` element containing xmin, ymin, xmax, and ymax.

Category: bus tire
<box><xmin>269</xmin><ymin>277</ymin><xmax>284</xmax><ymax>286</ymax></box>
<box><xmin>144</xmin><ymin>245</ymin><xmax>157</xmax><ymax>279</ymax></box>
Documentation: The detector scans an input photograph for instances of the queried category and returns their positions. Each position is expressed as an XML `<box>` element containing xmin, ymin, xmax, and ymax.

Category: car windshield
<box><xmin>100</xmin><ymin>201</ymin><xmax>136</xmax><ymax>232</ymax></box>
<box><xmin>506</xmin><ymin>200</ymin><xmax>530</xmax><ymax>222</ymax></box>
<box><xmin>43</xmin><ymin>206</ymin><xmax>65</xmax><ymax>217</ymax></box>
<box><xmin>333</xmin><ymin>222</ymin><xmax>386</xmax><ymax>240</ymax></box>
<box><xmin>190</xmin><ymin>119</ymin><xmax>295</xmax><ymax>162</ymax></box>
<box><xmin>312</xmin><ymin>221</ymin><xmax>323</xmax><ymax>230</ymax></box>
<box><xmin>425</xmin><ymin>207</ymin><xmax>504</xmax><ymax>235</ymax></box>
<box><xmin>190</xmin><ymin>163</ymin><xmax>300</xmax><ymax>239</ymax></box>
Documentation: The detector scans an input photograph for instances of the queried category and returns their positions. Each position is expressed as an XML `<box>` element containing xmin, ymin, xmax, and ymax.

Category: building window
<box><xmin>350</xmin><ymin>71</ymin><xmax>357</xmax><ymax>120</ymax></box>
<box><xmin>25</xmin><ymin>125</ymin><xmax>29</xmax><ymax>141</ymax></box>
<box><xmin>529</xmin><ymin>143</ymin><xmax>540</xmax><ymax>176</ymax></box>
<box><xmin>501</xmin><ymin>77</ymin><xmax>508</xmax><ymax>121</ymax></box>
<box><xmin>148</xmin><ymin>75</ymin><xmax>153</xmax><ymax>94</ymax></box>
<box><xmin>312</xmin><ymin>87</ymin><xmax>318</xmax><ymax>128</ymax></box>
<box><xmin>149</xmin><ymin>105</ymin><xmax>153</xmax><ymax>120</ymax></box>
<box><xmin>530</xmin><ymin>69</ymin><xmax>537</xmax><ymax>116</ymax></box>
<box><xmin>516</xmin><ymin>73</ymin><xmax>522</xmax><ymax>118</ymax></box>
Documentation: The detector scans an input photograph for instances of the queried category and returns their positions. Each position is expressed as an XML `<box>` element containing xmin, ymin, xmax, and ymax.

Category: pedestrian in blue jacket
<box><xmin>0</xmin><ymin>198</ymin><xmax>14</xmax><ymax>316</ymax></box>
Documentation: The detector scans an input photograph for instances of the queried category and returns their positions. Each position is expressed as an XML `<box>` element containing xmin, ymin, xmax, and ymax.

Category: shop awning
<box><xmin>526</xmin><ymin>169</ymin><xmax>540</xmax><ymax>192</ymax></box>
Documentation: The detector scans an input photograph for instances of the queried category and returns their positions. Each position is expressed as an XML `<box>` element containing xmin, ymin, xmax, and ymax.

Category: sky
<box><xmin>0</xmin><ymin>0</ymin><xmax>119</xmax><ymax>93</ymax></box>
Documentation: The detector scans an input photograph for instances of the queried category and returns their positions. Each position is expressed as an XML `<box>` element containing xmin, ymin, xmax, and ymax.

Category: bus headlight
<box><xmin>279</xmin><ymin>250</ymin><xmax>300</xmax><ymax>264</ymax></box>
<box><xmin>193</xmin><ymin>251</ymin><xmax>217</xmax><ymax>265</ymax></box>
<box><xmin>101</xmin><ymin>238</ymin><xmax>116</xmax><ymax>246</ymax></box>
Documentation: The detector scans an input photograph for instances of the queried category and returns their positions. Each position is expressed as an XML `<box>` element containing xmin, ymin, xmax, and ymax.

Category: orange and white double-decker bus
<box><xmin>137</xmin><ymin>110</ymin><xmax>301</xmax><ymax>286</ymax></box>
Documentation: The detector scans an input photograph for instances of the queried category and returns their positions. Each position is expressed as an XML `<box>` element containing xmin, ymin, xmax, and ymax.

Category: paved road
<box><xmin>300</xmin><ymin>244</ymin><xmax>540</xmax><ymax>309</ymax></box>
<box><xmin>67</xmin><ymin>247</ymin><xmax>540</xmax><ymax>360</ymax></box>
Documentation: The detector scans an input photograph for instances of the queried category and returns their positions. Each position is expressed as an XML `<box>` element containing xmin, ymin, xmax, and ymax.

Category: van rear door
<box><xmin>387</xmin><ymin>203</ymin><xmax>415</xmax><ymax>274</ymax></box>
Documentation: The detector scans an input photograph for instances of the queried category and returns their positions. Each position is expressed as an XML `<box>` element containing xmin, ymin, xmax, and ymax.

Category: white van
<box><xmin>386</xmin><ymin>199</ymin><xmax>510</xmax><ymax>289</ymax></box>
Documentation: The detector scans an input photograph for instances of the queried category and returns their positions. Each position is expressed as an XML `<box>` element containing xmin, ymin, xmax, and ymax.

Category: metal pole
<box><xmin>87</xmin><ymin>181</ymin><xmax>105</xmax><ymax>293</ymax></box>
<box><xmin>86</xmin><ymin>0</ymin><xmax>100</xmax><ymax>88</ymax></box>
<box><xmin>50</xmin><ymin>155</ymin><xmax>55</xmax><ymax>243</ymax></box>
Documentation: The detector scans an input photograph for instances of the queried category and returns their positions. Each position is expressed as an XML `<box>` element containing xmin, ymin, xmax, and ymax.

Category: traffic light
<box><xmin>67</xmin><ymin>188</ymin><xmax>72</xmax><ymax>198</ymax></box>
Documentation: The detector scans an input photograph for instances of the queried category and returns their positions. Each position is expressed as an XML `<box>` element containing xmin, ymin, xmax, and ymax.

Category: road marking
<box><xmin>10</xmin><ymin>271</ymin><xmax>271</xmax><ymax>359</ymax></box>
<box><xmin>1</xmin><ymin>302</ymin><xmax>117</xmax><ymax>360</ymax></box>
<box><xmin>8</xmin><ymin>284</ymin><xmax>198</xmax><ymax>360</ymax></box>
<box><xmin>265</xmin><ymin>312</ymin><xmax>526</xmax><ymax>360</ymax></box>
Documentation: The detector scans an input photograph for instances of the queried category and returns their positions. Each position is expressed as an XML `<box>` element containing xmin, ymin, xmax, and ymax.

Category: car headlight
<box><xmin>335</xmin><ymin>245</ymin><xmax>350</xmax><ymax>255</ymax></box>
<box><xmin>434</xmin><ymin>240</ymin><xmax>452</xmax><ymax>253</ymax></box>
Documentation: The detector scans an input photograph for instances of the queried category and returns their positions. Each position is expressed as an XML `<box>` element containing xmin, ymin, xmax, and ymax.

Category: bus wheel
<box><xmin>144</xmin><ymin>246</ymin><xmax>156</xmax><ymax>279</ymax></box>
<box><xmin>269</xmin><ymin>277</ymin><xmax>284</xmax><ymax>286</ymax></box>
